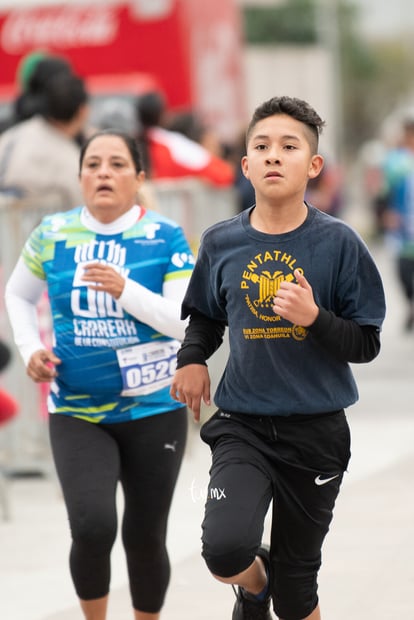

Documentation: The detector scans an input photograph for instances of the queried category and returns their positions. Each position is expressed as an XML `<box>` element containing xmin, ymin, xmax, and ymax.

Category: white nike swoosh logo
<box><xmin>314</xmin><ymin>474</ymin><xmax>340</xmax><ymax>486</ymax></box>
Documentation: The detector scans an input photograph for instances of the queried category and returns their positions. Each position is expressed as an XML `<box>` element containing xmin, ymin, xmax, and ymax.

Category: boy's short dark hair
<box><xmin>246</xmin><ymin>96</ymin><xmax>325</xmax><ymax>153</ymax></box>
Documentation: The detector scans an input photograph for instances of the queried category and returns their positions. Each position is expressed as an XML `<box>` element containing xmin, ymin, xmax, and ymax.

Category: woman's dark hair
<box><xmin>79</xmin><ymin>129</ymin><xmax>144</xmax><ymax>173</ymax></box>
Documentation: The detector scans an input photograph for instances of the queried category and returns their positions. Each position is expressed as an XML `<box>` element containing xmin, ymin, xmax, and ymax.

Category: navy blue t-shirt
<box><xmin>182</xmin><ymin>205</ymin><xmax>386</xmax><ymax>416</ymax></box>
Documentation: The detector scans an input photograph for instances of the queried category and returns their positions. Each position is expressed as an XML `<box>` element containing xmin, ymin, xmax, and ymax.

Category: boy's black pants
<box><xmin>200</xmin><ymin>408</ymin><xmax>350</xmax><ymax>620</ymax></box>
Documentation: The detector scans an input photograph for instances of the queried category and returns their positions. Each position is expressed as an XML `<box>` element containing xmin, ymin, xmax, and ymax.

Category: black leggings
<box><xmin>49</xmin><ymin>408</ymin><xmax>187</xmax><ymax>613</ymax></box>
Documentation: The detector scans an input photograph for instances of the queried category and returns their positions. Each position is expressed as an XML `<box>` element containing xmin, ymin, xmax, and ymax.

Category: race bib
<box><xmin>116</xmin><ymin>340</ymin><xmax>180</xmax><ymax>396</ymax></box>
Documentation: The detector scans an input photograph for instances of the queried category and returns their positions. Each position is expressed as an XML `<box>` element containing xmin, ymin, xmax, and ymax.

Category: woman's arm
<box><xmin>4</xmin><ymin>258</ymin><xmax>48</xmax><ymax>365</ymax></box>
<box><xmin>81</xmin><ymin>261</ymin><xmax>191</xmax><ymax>341</ymax></box>
<box><xmin>119</xmin><ymin>277</ymin><xmax>191</xmax><ymax>341</ymax></box>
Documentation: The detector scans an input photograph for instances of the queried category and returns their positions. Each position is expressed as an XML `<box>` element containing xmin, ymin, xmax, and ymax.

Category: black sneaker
<box><xmin>231</xmin><ymin>545</ymin><xmax>272</xmax><ymax>620</ymax></box>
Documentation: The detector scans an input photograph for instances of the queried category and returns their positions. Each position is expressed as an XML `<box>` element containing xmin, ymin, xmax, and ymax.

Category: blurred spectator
<box><xmin>165</xmin><ymin>111</ymin><xmax>202</xmax><ymax>141</ymax></box>
<box><xmin>136</xmin><ymin>91</ymin><xmax>235</xmax><ymax>187</ymax></box>
<box><xmin>0</xmin><ymin>109</ymin><xmax>15</xmax><ymax>136</ymax></box>
<box><xmin>305</xmin><ymin>155</ymin><xmax>343</xmax><ymax>217</ymax></box>
<box><xmin>0</xmin><ymin>71</ymin><xmax>89</xmax><ymax>209</ymax></box>
<box><xmin>358</xmin><ymin>139</ymin><xmax>389</xmax><ymax>237</ymax></box>
<box><xmin>92</xmin><ymin>97</ymin><xmax>140</xmax><ymax>136</ymax></box>
<box><xmin>167</xmin><ymin>111</ymin><xmax>227</xmax><ymax>158</ymax></box>
<box><xmin>13</xmin><ymin>52</ymin><xmax>73</xmax><ymax>125</ymax></box>
<box><xmin>0</xmin><ymin>340</ymin><xmax>11</xmax><ymax>373</ymax></box>
<box><xmin>226</xmin><ymin>128</ymin><xmax>255</xmax><ymax>212</ymax></box>
<box><xmin>0</xmin><ymin>339</ymin><xmax>18</xmax><ymax>426</ymax></box>
<box><xmin>381</xmin><ymin>116</ymin><xmax>414</xmax><ymax>331</ymax></box>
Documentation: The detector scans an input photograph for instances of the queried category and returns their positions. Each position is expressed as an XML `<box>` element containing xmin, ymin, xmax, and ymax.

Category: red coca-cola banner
<box><xmin>0</xmin><ymin>1</ymin><xmax>191</xmax><ymax>109</ymax></box>
<box><xmin>1</xmin><ymin>6</ymin><xmax>119</xmax><ymax>54</ymax></box>
<box><xmin>0</xmin><ymin>0</ymin><xmax>246</xmax><ymax>139</ymax></box>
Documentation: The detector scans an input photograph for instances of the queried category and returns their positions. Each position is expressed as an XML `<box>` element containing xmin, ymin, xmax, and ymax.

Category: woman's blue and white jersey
<box><xmin>21</xmin><ymin>205</ymin><xmax>194</xmax><ymax>423</ymax></box>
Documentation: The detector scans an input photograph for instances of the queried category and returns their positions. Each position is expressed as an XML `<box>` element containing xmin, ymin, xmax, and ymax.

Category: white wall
<box><xmin>243</xmin><ymin>44</ymin><xmax>338</xmax><ymax>159</ymax></box>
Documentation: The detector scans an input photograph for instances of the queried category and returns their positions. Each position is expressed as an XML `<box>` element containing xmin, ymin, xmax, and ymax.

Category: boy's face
<box><xmin>242</xmin><ymin>113</ymin><xmax>323</xmax><ymax>205</ymax></box>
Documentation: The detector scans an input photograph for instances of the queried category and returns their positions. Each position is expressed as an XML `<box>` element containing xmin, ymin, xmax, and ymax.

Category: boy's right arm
<box><xmin>170</xmin><ymin>311</ymin><xmax>226</xmax><ymax>421</ymax></box>
<box><xmin>170</xmin><ymin>364</ymin><xmax>211</xmax><ymax>422</ymax></box>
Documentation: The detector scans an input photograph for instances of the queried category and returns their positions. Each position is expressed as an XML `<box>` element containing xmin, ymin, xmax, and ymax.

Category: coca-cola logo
<box><xmin>1</xmin><ymin>7</ymin><xmax>119</xmax><ymax>54</ymax></box>
<box><xmin>129</xmin><ymin>0</ymin><xmax>174</xmax><ymax>20</ymax></box>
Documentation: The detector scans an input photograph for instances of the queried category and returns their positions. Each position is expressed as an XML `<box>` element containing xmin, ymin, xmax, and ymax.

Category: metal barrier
<box><xmin>151</xmin><ymin>178</ymin><xmax>238</xmax><ymax>253</ymax></box>
<box><xmin>0</xmin><ymin>182</ymin><xmax>237</xmax><ymax>473</ymax></box>
<box><xmin>0</xmin><ymin>196</ymin><xmax>63</xmax><ymax>475</ymax></box>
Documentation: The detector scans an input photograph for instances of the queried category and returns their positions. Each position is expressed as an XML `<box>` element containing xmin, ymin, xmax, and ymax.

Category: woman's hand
<box><xmin>82</xmin><ymin>263</ymin><xmax>126</xmax><ymax>299</ymax></box>
<box><xmin>27</xmin><ymin>349</ymin><xmax>61</xmax><ymax>383</ymax></box>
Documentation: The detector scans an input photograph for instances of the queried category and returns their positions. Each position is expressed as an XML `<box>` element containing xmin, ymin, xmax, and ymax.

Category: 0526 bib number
<box><xmin>116</xmin><ymin>340</ymin><xmax>180</xmax><ymax>396</ymax></box>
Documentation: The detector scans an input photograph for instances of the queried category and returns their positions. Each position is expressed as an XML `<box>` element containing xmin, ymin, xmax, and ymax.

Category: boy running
<box><xmin>170</xmin><ymin>96</ymin><xmax>386</xmax><ymax>620</ymax></box>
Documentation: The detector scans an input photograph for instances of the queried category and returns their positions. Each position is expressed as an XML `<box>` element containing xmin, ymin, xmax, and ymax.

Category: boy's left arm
<box><xmin>306</xmin><ymin>308</ymin><xmax>381</xmax><ymax>363</ymax></box>
<box><xmin>273</xmin><ymin>268</ymin><xmax>381</xmax><ymax>363</ymax></box>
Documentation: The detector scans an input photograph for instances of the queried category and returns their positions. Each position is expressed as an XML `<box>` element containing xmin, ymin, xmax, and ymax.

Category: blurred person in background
<box><xmin>13</xmin><ymin>51</ymin><xmax>73</xmax><ymax>125</ymax></box>
<box><xmin>5</xmin><ymin>129</ymin><xmax>193</xmax><ymax>620</ymax></box>
<box><xmin>305</xmin><ymin>155</ymin><xmax>343</xmax><ymax>218</ymax></box>
<box><xmin>0</xmin><ymin>340</ymin><xmax>11</xmax><ymax>372</ymax></box>
<box><xmin>357</xmin><ymin>138</ymin><xmax>390</xmax><ymax>238</ymax></box>
<box><xmin>381</xmin><ymin>116</ymin><xmax>414</xmax><ymax>331</ymax></box>
<box><xmin>0</xmin><ymin>51</ymin><xmax>69</xmax><ymax>134</ymax></box>
<box><xmin>0</xmin><ymin>339</ymin><xmax>18</xmax><ymax>426</ymax></box>
<box><xmin>136</xmin><ymin>91</ymin><xmax>235</xmax><ymax>188</ymax></box>
<box><xmin>226</xmin><ymin>128</ymin><xmax>256</xmax><ymax>212</ymax></box>
<box><xmin>0</xmin><ymin>70</ymin><xmax>89</xmax><ymax>209</ymax></box>
<box><xmin>167</xmin><ymin>110</ymin><xmax>228</xmax><ymax>158</ymax></box>
<box><xmin>92</xmin><ymin>97</ymin><xmax>140</xmax><ymax>136</ymax></box>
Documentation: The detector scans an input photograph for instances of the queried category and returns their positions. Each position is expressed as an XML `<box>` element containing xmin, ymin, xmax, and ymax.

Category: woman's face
<box><xmin>79</xmin><ymin>134</ymin><xmax>145</xmax><ymax>222</ymax></box>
